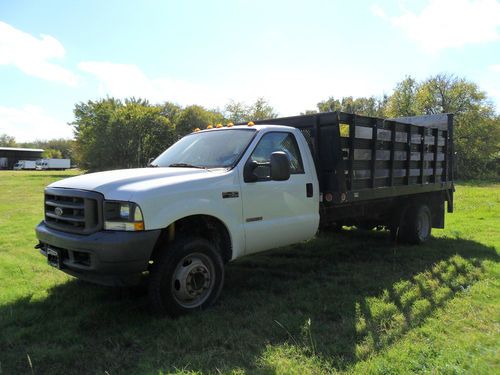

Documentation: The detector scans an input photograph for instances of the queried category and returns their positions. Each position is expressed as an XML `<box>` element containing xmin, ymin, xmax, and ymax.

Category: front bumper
<box><xmin>35</xmin><ymin>221</ymin><xmax>161</xmax><ymax>286</ymax></box>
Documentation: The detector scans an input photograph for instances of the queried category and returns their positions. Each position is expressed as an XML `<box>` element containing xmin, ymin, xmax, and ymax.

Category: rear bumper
<box><xmin>35</xmin><ymin>221</ymin><xmax>161</xmax><ymax>286</ymax></box>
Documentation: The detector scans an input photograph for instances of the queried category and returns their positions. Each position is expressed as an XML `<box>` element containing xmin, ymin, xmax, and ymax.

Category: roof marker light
<box><xmin>216</xmin><ymin>123</ymin><xmax>223</xmax><ymax>128</ymax></box>
<box><xmin>206</xmin><ymin>124</ymin><xmax>213</xmax><ymax>129</ymax></box>
<box><xmin>227</xmin><ymin>122</ymin><xmax>234</xmax><ymax>127</ymax></box>
<box><xmin>247</xmin><ymin>121</ymin><xmax>255</xmax><ymax>126</ymax></box>
<box><xmin>194</xmin><ymin>128</ymin><xmax>200</xmax><ymax>132</ymax></box>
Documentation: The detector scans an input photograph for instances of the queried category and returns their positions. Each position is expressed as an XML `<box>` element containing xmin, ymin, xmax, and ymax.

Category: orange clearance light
<box><xmin>216</xmin><ymin>123</ymin><xmax>223</xmax><ymax>128</ymax></box>
<box><xmin>134</xmin><ymin>222</ymin><xmax>145</xmax><ymax>231</ymax></box>
<box><xmin>193</xmin><ymin>128</ymin><xmax>200</xmax><ymax>132</ymax></box>
<box><xmin>227</xmin><ymin>122</ymin><xmax>234</xmax><ymax>127</ymax></box>
<box><xmin>206</xmin><ymin>124</ymin><xmax>213</xmax><ymax>129</ymax></box>
<box><xmin>247</xmin><ymin>121</ymin><xmax>255</xmax><ymax>126</ymax></box>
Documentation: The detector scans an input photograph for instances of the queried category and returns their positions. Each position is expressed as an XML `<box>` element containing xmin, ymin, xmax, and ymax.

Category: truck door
<box><xmin>239</xmin><ymin>130</ymin><xmax>319</xmax><ymax>254</ymax></box>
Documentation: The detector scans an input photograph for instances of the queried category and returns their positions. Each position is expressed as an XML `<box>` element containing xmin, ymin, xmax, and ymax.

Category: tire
<box><xmin>398</xmin><ymin>204</ymin><xmax>432</xmax><ymax>244</ymax></box>
<box><xmin>148</xmin><ymin>237</ymin><xmax>225</xmax><ymax>317</ymax></box>
<box><xmin>356</xmin><ymin>222</ymin><xmax>376</xmax><ymax>231</ymax></box>
<box><xmin>322</xmin><ymin>221</ymin><xmax>343</xmax><ymax>233</ymax></box>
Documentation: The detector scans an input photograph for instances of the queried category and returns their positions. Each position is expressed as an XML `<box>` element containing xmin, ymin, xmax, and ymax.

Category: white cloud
<box><xmin>78</xmin><ymin>61</ymin><xmax>227</xmax><ymax>108</ymax></box>
<box><xmin>372</xmin><ymin>0</ymin><xmax>500</xmax><ymax>53</ymax></box>
<box><xmin>490</xmin><ymin>64</ymin><xmax>500</xmax><ymax>72</ymax></box>
<box><xmin>370</xmin><ymin>4</ymin><xmax>386</xmax><ymax>18</ymax></box>
<box><xmin>78</xmin><ymin>61</ymin><xmax>384</xmax><ymax>115</ymax></box>
<box><xmin>0</xmin><ymin>21</ymin><xmax>77</xmax><ymax>85</ymax></box>
<box><xmin>0</xmin><ymin>105</ymin><xmax>73</xmax><ymax>142</ymax></box>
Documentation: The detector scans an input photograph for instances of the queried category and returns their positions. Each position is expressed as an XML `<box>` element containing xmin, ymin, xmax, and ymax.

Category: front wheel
<box><xmin>148</xmin><ymin>237</ymin><xmax>225</xmax><ymax>317</ymax></box>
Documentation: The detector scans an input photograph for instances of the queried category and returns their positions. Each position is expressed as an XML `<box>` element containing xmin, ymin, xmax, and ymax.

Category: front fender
<box><xmin>142</xmin><ymin>195</ymin><xmax>245</xmax><ymax>260</ymax></box>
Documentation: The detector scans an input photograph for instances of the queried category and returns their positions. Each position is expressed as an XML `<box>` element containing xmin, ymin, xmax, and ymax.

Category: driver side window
<box><xmin>249</xmin><ymin>132</ymin><xmax>304</xmax><ymax>179</ymax></box>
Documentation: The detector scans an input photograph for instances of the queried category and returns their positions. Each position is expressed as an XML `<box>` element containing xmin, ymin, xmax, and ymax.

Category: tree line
<box><xmin>68</xmin><ymin>97</ymin><xmax>278</xmax><ymax>171</ymax></box>
<box><xmin>1</xmin><ymin>73</ymin><xmax>498</xmax><ymax>179</ymax></box>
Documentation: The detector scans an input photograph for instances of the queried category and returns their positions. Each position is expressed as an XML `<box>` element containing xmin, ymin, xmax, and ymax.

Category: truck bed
<box><xmin>250</xmin><ymin>111</ymin><xmax>454</xmax><ymax>212</ymax></box>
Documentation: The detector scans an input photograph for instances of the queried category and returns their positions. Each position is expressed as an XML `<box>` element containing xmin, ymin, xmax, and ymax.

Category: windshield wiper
<box><xmin>168</xmin><ymin>163</ymin><xmax>206</xmax><ymax>169</ymax></box>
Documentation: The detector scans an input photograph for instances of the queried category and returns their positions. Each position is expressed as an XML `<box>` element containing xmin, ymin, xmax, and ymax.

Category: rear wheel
<box><xmin>148</xmin><ymin>237</ymin><xmax>224</xmax><ymax>317</ymax></box>
<box><xmin>321</xmin><ymin>221</ymin><xmax>344</xmax><ymax>233</ymax></box>
<box><xmin>356</xmin><ymin>222</ymin><xmax>376</xmax><ymax>231</ymax></box>
<box><xmin>398</xmin><ymin>204</ymin><xmax>432</xmax><ymax>244</ymax></box>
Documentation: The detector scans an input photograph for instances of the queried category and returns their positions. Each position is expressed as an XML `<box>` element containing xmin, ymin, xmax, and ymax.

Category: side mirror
<box><xmin>270</xmin><ymin>151</ymin><xmax>290</xmax><ymax>181</ymax></box>
<box><xmin>243</xmin><ymin>160</ymin><xmax>259</xmax><ymax>182</ymax></box>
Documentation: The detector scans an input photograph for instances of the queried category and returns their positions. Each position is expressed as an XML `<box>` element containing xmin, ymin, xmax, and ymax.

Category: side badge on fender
<box><xmin>222</xmin><ymin>192</ymin><xmax>239</xmax><ymax>199</ymax></box>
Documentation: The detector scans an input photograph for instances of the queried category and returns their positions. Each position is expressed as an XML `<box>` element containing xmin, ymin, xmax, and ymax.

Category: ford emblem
<box><xmin>54</xmin><ymin>207</ymin><xmax>64</xmax><ymax>216</ymax></box>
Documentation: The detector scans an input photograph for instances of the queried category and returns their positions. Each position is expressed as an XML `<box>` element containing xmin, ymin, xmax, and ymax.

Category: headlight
<box><xmin>103</xmin><ymin>201</ymin><xmax>145</xmax><ymax>231</ymax></box>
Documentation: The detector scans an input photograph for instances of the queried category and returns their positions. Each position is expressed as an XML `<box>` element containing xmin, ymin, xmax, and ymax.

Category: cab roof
<box><xmin>194</xmin><ymin>124</ymin><xmax>295</xmax><ymax>134</ymax></box>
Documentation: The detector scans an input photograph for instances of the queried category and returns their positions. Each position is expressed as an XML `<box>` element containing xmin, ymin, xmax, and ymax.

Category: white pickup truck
<box><xmin>35</xmin><ymin>112</ymin><xmax>454</xmax><ymax>316</ymax></box>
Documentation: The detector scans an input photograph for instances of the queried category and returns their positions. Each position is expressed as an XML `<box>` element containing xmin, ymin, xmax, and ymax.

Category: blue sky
<box><xmin>1</xmin><ymin>0</ymin><xmax>499</xmax><ymax>141</ymax></box>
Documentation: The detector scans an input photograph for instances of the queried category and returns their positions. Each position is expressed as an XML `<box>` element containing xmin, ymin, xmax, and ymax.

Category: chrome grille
<box><xmin>44</xmin><ymin>188</ymin><xmax>103</xmax><ymax>234</ymax></box>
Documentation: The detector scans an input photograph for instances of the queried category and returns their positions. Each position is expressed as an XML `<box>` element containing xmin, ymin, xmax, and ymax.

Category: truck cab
<box><xmin>35</xmin><ymin>159</ymin><xmax>46</xmax><ymax>170</ymax></box>
<box><xmin>14</xmin><ymin>160</ymin><xmax>36</xmax><ymax>170</ymax></box>
<box><xmin>35</xmin><ymin>124</ymin><xmax>320</xmax><ymax>316</ymax></box>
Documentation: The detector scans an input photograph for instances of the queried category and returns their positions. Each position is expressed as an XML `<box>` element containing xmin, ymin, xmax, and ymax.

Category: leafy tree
<box><xmin>71</xmin><ymin>98</ymin><xmax>174</xmax><ymax>171</ymax></box>
<box><xmin>317</xmin><ymin>97</ymin><xmax>341</xmax><ymax>112</ymax></box>
<box><xmin>224</xmin><ymin>100</ymin><xmax>250</xmax><ymax>123</ymax></box>
<box><xmin>224</xmin><ymin>98</ymin><xmax>277</xmax><ymax>123</ymax></box>
<box><xmin>317</xmin><ymin>96</ymin><xmax>386</xmax><ymax>117</ymax></box>
<box><xmin>175</xmin><ymin>105</ymin><xmax>222</xmax><ymax>136</ymax></box>
<box><xmin>71</xmin><ymin>98</ymin><xmax>121</xmax><ymax>170</ymax></box>
<box><xmin>160</xmin><ymin>102</ymin><xmax>183</xmax><ymax>124</ymax></box>
<box><xmin>248</xmin><ymin>98</ymin><xmax>277</xmax><ymax>120</ymax></box>
<box><xmin>386</xmin><ymin>76</ymin><xmax>418</xmax><ymax>117</ymax></box>
<box><xmin>108</xmin><ymin>100</ymin><xmax>174</xmax><ymax>169</ymax></box>
<box><xmin>42</xmin><ymin>148</ymin><xmax>63</xmax><ymax>159</ymax></box>
<box><xmin>453</xmin><ymin>110</ymin><xmax>500</xmax><ymax>179</ymax></box>
<box><xmin>414</xmin><ymin>74</ymin><xmax>488</xmax><ymax>115</ymax></box>
<box><xmin>0</xmin><ymin>134</ymin><xmax>16</xmax><ymax>147</ymax></box>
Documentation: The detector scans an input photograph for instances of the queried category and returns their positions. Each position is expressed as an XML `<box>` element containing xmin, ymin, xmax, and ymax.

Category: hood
<box><xmin>49</xmin><ymin>167</ymin><xmax>218</xmax><ymax>201</ymax></box>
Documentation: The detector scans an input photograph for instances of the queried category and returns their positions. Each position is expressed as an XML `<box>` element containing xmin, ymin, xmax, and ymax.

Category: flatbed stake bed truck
<box><xmin>35</xmin><ymin>111</ymin><xmax>454</xmax><ymax>316</ymax></box>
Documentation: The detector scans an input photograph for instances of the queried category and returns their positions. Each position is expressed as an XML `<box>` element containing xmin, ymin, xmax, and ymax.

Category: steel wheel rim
<box><xmin>417</xmin><ymin>211</ymin><xmax>430</xmax><ymax>241</ymax></box>
<box><xmin>171</xmin><ymin>252</ymin><xmax>215</xmax><ymax>308</ymax></box>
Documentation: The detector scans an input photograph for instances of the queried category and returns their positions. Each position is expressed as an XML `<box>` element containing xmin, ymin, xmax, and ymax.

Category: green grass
<box><xmin>0</xmin><ymin>170</ymin><xmax>498</xmax><ymax>374</ymax></box>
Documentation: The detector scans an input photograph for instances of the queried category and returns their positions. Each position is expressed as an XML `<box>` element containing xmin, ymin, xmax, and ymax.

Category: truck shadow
<box><xmin>1</xmin><ymin>232</ymin><xmax>497</xmax><ymax>374</ymax></box>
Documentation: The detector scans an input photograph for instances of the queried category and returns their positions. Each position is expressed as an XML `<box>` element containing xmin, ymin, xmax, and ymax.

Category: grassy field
<box><xmin>0</xmin><ymin>170</ymin><xmax>498</xmax><ymax>374</ymax></box>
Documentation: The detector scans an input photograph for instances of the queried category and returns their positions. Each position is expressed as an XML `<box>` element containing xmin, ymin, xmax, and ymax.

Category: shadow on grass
<box><xmin>0</xmin><ymin>231</ymin><xmax>497</xmax><ymax>374</ymax></box>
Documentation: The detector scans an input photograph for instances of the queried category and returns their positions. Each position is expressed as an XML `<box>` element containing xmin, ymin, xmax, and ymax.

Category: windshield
<box><xmin>152</xmin><ymin>129</ymin><xmax>256</xmax><ymax>169</ymax></box>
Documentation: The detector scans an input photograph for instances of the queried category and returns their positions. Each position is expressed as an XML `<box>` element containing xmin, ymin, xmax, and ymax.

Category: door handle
<box><xmin>306</xmin><ymin>183</ymin><xmax>313</xmax><ymax>197</ymax></box>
